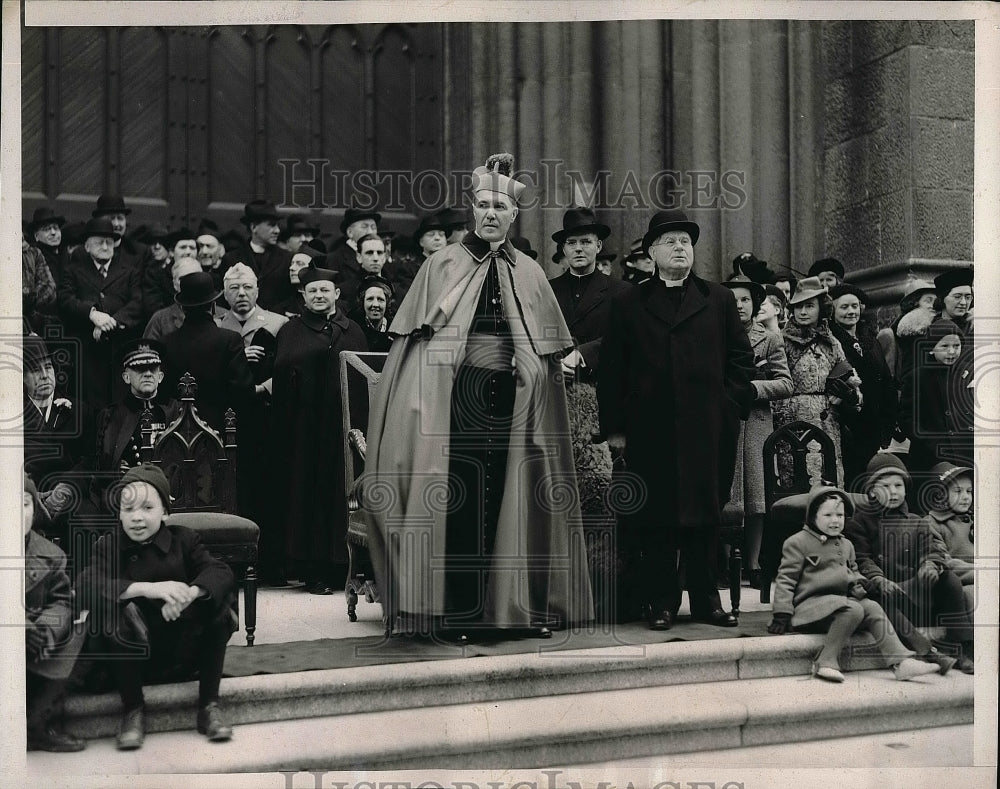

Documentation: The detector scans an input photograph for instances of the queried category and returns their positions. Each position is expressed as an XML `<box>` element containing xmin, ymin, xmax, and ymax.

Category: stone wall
<box><xmin>822</xmin><ymin>21</ymin><xmax>974</xmax><ymax>306</ymax></box>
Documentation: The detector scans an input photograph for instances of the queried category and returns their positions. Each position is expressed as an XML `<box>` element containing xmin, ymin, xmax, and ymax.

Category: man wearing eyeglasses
<box><xmin>597</xmin><ymin>209</ymin><xmax>754</xmax><ymax>631</ymax></box>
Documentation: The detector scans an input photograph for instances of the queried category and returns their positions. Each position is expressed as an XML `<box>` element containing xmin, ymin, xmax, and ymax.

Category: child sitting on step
<box><xmin>767</xmin><ymin>485</ymin><xmax>939</xmax><ymax>683</ymax></box>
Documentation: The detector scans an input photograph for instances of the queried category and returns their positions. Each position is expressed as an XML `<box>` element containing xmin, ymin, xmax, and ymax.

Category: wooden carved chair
<box><xmin>140</xmin><ymin>372</ymin><xmax>260</xmax><ymax>645</ymax></box>
<box><xmin>759</xmin><ymin>420</ymin><xmax>838</xmax><ymax>604</ymax></box>
<box><xmin>339</xmin><ymin>351</ymin><xmax>389</xmax><ymax>622</ymax></box>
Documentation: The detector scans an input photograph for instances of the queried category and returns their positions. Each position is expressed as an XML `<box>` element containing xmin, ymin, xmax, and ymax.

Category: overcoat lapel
<box><xmin>671</xmin><ymin>277</ymin><xmax>708</xmax><ymax>330</ymax></box>
<box><xmin>572</xmin><ymin>275</ymin><xmax>609</xmax><ymax>324</ymax></box>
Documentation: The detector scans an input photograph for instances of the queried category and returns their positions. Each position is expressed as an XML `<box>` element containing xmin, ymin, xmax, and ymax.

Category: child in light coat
<box><xmin>768</xmin><ymin>485</ymin><xmax>939</xmax><ymax>683</ymax></box>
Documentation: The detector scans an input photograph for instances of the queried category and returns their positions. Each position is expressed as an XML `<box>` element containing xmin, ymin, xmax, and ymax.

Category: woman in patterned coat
<box><xmin>772</xmin><ymin>277</ymin><xmax>856</xmax><ymax>487</ymax></box>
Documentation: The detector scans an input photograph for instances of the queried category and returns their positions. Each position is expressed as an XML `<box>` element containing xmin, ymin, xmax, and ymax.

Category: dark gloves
<box><xmin>767</xmin><ymin>613</ymin><xmax>792</xmax><ymax>635</ymax></box>
<box><xmin>825</xmin><ymin>376</ymin><xmax>855</xmax><ymax>400</ymax></box>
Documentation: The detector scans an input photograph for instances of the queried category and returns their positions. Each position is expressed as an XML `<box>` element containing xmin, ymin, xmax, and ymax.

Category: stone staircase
<box><xmin>37</xmin><ymin>632</ymin><xmax>974</xmax><ymax>774</ymax></box>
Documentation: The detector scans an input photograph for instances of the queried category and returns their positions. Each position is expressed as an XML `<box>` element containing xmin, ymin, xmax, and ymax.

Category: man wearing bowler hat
<box><xmin>159</xmin><ymin>271</ymin><xmax>255</xmax><ymax>431</ymax></box>
<box><xmin>598</xmin><ymin>209</ymin><xmax>754</xmax><ymax>630</ymax></box>
<box><xmin>324</xmin><ymin>204</ymin><xmax>383</xmax><ymax>303</ymax></box>
<box><xmin>220</xmin><ymin>200</ymin><xmax>295</xmax><ymax>313</ymax></box>
<box><xmin>69</xmin><ymin>195</ymin><xmax>149</xmax><ymax>273</ymax></box>
<box><xmin>548</xmin><ymin>207</ymin><xmax>630</xmax><ymax>383</ymax></box>
<box><xmin>385</xmin><ymin>213</ymin><xmax>451</xmax><ymax>305</ymax></box>
<box><xmin>57</xmin><ymin>216</ymin><xmax>144</xmax><ymax>408</ymax></box>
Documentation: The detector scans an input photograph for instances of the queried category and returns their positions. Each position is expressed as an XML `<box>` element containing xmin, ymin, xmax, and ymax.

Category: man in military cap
<box><xmin>365</xmin><ymin>153</ymin><xmax>594</xmax><ymax>639</ymax></box>
<box><xmin>548</xmin><ymin>207</ymin><xmax>631</xmax><ymax>383</ymax></box>
<box><xmin>94</xmin><ymin>338</ymin><xmax>180</xmax><ymax>477</ymax></box>
<box><xmin>220</xmin><ymin>200</ymin><xmax>295</xmax><ymax>312</ymax></box>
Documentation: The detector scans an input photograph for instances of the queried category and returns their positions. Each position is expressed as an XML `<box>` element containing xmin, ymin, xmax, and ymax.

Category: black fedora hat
<box><xmin>92</xmin><ymin>194</ymin><xmax>132</xmax><ymax>217</ymax></box>
<box><xmin>339</xmin><ymin>206</ymin><xmax>382</xmax><ymax>234</ymax></box>
<box><xmin>83</xmin><ymin>217</ymin><xmax>119</xmax><ymax>239</ymax></box>
<box><xmin>299</xmin><ymin>265</ymin><xmax>341</xmax><ymax>286</ymax></box>
<box><xmin>239</xmin><ymin>200</ymin><xmax>280</xmax><ymax>227</ymax></box>
<box><xmin>175</xmin><ymin>271</ymin><xmax>223</xmax><ymax>307</ymax></box>
<box><xmin>934</xmin><ymin>266</ymin><xmax>974</xmax><ymax>298</ymax></box>
<box><xmin>509</xmin><ymin>235</ymin><xmax>538</xmax><ymax>260</ymax></box>
<box><xmin>62</xmin><ymin>221</ymin><xmax>88</xmax><ymax>247</ymax></box>
<box><xmin>641</xmin><ymin>209</ymin><xmax>700</xmax><ymax>256</ymax></box>
<box><xmin>552</xmin><ymin>207</ymin><xmax>611</xmax><ymax>244</ymax></box>
<box><xmin>435</xmin><ymin>206</ymin><xmax>468</xmax><ymax>230</ymax></box>
<box><xmin>413</xmin><ymin>214</ymin><xmax>449</xmax><ymax>241</ymax></box>
<box><xmin>808</xmin><ymin>257</ymin><xmax>845</xmax><ymax>279</ymax></box>
<box><xmin>280</xmin><ymin>213</ymin><xmax>321</xmax><ymax>240</ymax></box>
<box><xmin>28</xmin><ymin>206</ymin><xmax>66</xmax><ymax>234</ymax></box>
<box><xmin>141</xmin><ymin>223</ymin><xmax>172</xmax><ymax>245</ymax></box>
<box><xmin>168</xmin><ymin>227</ymin><xmax>198</xmax><ymax>248</ymax></box>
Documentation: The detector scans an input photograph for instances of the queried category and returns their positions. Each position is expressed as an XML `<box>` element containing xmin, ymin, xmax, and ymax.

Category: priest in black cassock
<box><xmin>270</xmin><ymin>264</ymin><xmax>368</xmax><ymax>594</ymax></box>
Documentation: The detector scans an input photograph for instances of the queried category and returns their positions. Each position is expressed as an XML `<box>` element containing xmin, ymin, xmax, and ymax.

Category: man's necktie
<box><xmin>99</xmin><ymin>264</ymin><xmax>108</xmax><ymax>279</ymax></box>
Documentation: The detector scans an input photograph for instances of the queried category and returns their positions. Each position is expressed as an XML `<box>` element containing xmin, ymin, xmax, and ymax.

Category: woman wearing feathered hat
<box><xmin>364</xmin><ymin>153</ymin><xmax>594</xmax><ymax>640</ymax></box>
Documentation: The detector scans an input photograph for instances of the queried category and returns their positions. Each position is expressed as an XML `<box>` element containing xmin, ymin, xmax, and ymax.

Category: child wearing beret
<box><xmin>768</xmin><ymin>485</ymin><xmax>939</xmax><ymax>683</ymax></box>
<box><xmin>78</xmin><ymin>464</ymin><xmax>237</xmax><ymax>750</ymax></box>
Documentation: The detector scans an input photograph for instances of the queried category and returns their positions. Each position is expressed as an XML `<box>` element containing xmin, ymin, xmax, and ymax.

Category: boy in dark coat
<box><xmin>845</xmin><ymin>453</ymin><xmax>973</xmax><ymax>674</ymax></box>
<box><xmin>24</xmin><ymin>474</ymin><xmax>87</xmax><ymax>752</ymax></box>
<box><xmin>79</xmin><ymin>464</ymin><xmax>237</xmax><ymax>750</ymax></box>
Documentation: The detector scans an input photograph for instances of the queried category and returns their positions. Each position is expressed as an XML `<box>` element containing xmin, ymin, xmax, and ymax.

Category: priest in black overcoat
<box><xmin>598</xmin><ymin>209</ymin><xmax>754</xmax><ymax>631</ymax></box>
<box><xmin>270</xmin><ymin>265</ymin><xmax>368</xmax><ymax>594</ymax></box>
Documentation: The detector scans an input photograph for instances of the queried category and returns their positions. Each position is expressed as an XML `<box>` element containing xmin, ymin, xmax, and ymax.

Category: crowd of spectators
<box><xmin>20</xmin><ymin>192</ymin><xmax>977</xmax><ymax>750</ymax></box>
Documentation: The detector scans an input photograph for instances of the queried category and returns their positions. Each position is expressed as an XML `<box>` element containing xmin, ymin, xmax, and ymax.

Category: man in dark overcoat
<box><xmin>597</xmin><ymin>209</ymin><xmax>754</xmax><ymax>630</ymax></box>
<box><xmin>57</xmin><ymin>216</ymin><xmax>144</xmax><ymax>409</ymax></box>
<box><xmin>325</xmin><ymin>206</ymin><xmax>383</xmax><ymax>305</ymax></box>
<box><xmin>219</xmin><ymin>200</ymin><xmax>295</xmax><ymax>312</ymax></box>
<box><xmin>159</xmin><ymin>272</ymin><xmax>255</xmax><ymax>432</ymax></box>
<box><xmin>548</xmin><ymin>207</ymin><xmax>631</xmax><ymax>383</ymax></box>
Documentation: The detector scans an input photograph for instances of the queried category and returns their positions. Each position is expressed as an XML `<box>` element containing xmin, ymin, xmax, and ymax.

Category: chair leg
<box><xmin>729</xmin><ymin>540</ymin><xmax>742</xmax><ymax>621</ymax></box>
<box><xmin>347</xmin><ymin>588</ymin><xmax>358</xmax><ymax>622</ymax></box>
<box><xmin>244</xmin><ymin>563</ymin><xmax>257</xmax><ymax>647</ymax></box>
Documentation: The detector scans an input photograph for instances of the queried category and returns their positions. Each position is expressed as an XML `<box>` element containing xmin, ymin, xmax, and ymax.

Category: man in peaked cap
<box><xmin>598</xmin><ymin>208</ymin><xmax>755</xmax><ymax>630</ymax></box>
<box><xmin>620</xmin><ymin>237</ymin><xmax>654</xmax><ymax>284</ymax></box>
<box><xmin>548</xmin><ymin>207</ymin><xmax>630</xmax><ymax>384</ymax></box>
<box><xmin>159</xmin><ymin>272</ymin><xmax>255</xmax><ymax>431</ymax></box>
<box><xmin>364</xmin><ymin>152</ymin><xmax>595</xmax><ymax>640</ymax></box>
<box><xmin>220</xmin><ymin>200</ymin><xmax>295</xmax><ymax>313</ymax></box>
<box><xmin>93</xmin><ymin>337</ymin><xmax>180</xmax><ymax>478</ymax></box>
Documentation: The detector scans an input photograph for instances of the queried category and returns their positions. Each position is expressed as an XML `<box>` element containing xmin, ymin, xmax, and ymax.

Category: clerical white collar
<box><xmin>658</xmin><ymin>275</ymin><xmax>687</xmax><ymax>288</ymax></box>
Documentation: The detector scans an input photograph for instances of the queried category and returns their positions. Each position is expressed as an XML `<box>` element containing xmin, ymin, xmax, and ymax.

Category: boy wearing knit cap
<box><xmin>925</xmin><ymin>462</ymin><xmax>975</xmax><ymax>611</ymax></box>
<box><xmin>78</xmin><ymin>464</ymin><xmax>237</xmax><ymax>750</ymax></box>
<box><xmin>845</xmin><ymin>453</ymin><xmax>973</xmax><ymax>673</ymax></box>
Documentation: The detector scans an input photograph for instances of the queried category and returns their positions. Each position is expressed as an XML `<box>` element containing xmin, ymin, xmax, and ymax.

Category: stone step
<box><xmin>63</xmin><ymin>633</ymin><xmax>920</xmax><ymax>739</ymax></box>
<box><xmin>33</xmin><ymin>668</ymin><xmax>974</xmax><ymax>775</ymax></box>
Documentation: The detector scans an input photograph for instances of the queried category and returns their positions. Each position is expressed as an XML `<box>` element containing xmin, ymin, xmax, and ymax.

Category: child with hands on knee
<box><xmin>768</xmin><ymin>485</ymin><xmax>938</xmax><ymax>683</ymax></box>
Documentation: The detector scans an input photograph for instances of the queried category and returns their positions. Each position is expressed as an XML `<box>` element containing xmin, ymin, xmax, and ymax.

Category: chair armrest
<box><xmin>348</xmin><ymin>428</ymin><xmax>367</xmax><ymax>462</ymax></box>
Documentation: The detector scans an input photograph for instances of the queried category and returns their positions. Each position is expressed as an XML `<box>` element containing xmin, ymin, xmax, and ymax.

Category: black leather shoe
<box><xmin>693</xmin><ymin>608</ymin><xmax>738</xmax><ymax>627</ymax></box>
<box><xmin>954</xmin><ymin>656</ymin><xmax>974</xmax><ymax>675</ymax></box>
<box><xmin>116</xmin><ymin>706</ymin><xmax>145</xmax><ymax>751</ymax></box>
<box><xmin>27</xmin><ymin>725</ymin><xmax>86</xmax><ymax>752</ymax></box>
<box><xmin>197</xmin><ymin>702</ymin><xmax>233</xmax><ymax>742</ymax></box>
<box><xmin>307</xmin><ymin>582</ymin><xmax>335</xmax><ymax>596</ymax></box>
<box><xmin>648</xmin><ymin>610</ymin><xmax>673</xmax><ymax>631</ymax></box>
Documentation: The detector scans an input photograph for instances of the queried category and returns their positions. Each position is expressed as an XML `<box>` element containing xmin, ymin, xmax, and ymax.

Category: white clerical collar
<box><xmin>658</xmin><ymin>275</ymin><xmax>687</xmax><ymax>288</ymax></box>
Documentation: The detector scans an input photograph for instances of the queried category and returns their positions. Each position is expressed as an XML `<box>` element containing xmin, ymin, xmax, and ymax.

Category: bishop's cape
<box><xmin>363</xmin><ymin>234</ymin><xmax>595</xmax><ymax>631</ymax></box>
